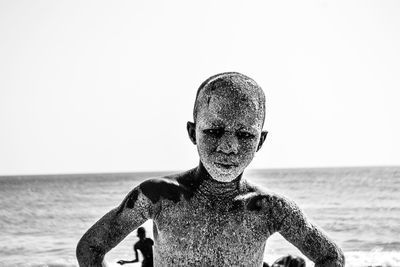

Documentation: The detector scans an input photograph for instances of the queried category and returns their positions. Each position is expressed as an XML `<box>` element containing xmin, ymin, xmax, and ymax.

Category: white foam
<box><xmin>344</xmin><ymin>250</ymin><xmax>400</xmax><ymax>267</ymax></box>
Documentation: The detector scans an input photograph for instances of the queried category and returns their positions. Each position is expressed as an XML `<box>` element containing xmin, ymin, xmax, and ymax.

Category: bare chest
<box><xmin>152</xmin><ymin>195</ymin><xmax>271</xmax><ymax>266</ymax></box>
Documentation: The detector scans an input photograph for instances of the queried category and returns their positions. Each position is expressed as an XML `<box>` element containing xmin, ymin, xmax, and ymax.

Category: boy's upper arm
<box><xmin>77</xmin><ymin>180</ymin><xmax>158</xmax><ymax>264</ymax></box>
<box><xmin>273</xmin><ymin>197</ymin><xmax>344</xmax><ymax>266</ymax></box>
<box><xmin>117</xmin><ymin>181</ymin><xmax>159</xmax><ymax>220</ymax></box>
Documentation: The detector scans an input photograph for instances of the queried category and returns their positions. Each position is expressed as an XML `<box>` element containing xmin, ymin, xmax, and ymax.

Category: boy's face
<box><xmin>194</xmin><ymin>87</ymin><xmax>265</xmax><ymax>182</ymax></box>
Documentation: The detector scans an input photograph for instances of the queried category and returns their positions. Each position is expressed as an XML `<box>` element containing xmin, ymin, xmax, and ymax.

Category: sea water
<box><xmin>0</xmin><ymin>167</ymin><xmax>399</xmax><ymax>267</ymax></box>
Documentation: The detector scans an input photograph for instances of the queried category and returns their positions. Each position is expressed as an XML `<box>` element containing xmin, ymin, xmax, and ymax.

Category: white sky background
<box><xmin>1</xmin><ymin>0</ymin><xmax>399</xmax><ymax>175</ymax></box>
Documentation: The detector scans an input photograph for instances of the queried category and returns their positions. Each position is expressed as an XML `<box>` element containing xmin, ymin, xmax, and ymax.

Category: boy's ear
<box><xmin>187</xmin><ymin>121</ymin><xmax>196</xmax><ymax>145</ymax></box>
<box><xmin>256</xmin><ymin>131</ymin><xmax>268</xmax><ymax>152</ymax></box>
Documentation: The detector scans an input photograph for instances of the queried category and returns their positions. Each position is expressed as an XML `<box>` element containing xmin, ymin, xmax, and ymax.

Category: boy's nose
<box><xmin>216</xmin><ymin>133</ymin><xmax>239</xmax><ymax>154</ymax></box>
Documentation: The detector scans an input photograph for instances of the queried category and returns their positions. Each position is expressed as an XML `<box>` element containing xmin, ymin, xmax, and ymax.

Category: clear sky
<box><xmin>1</xmin><ymin>0</ymin><xmax>399</xmax><ymax>175</ymax></box>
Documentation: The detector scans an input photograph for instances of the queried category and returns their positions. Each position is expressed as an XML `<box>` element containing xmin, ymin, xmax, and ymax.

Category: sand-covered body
<box><xmin>149</xmin><ymin>171</ymin><xmax>269</xmax><ymax>266</ymax></box>
<box><xmin>77</xmin><ymin>168</ymin><xmax>343</xmax><ymax>266</ymax></box>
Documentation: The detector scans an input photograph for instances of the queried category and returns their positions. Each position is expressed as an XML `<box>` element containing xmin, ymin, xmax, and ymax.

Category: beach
<box><xmin>1</xmin><ymin>167</ymin><xmax>399</xmax><ymax>267</ymax></box>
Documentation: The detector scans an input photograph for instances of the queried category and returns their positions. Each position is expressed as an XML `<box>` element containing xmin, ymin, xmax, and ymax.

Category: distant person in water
<box><xmin>271</xmin><ymin>255</ymin><xmax>306</xmax><ymax>267</ymax></box>
<box><xmin>117</xmin><ymin>227</ymin><xmax>153</xmax><ymax>267</ymax></box>
<box><xmin>76</xmin><ymin>72</ymin><xmax>345</xmax><ymax>266</ymax></box>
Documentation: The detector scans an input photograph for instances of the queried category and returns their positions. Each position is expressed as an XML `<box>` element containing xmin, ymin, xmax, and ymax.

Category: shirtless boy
<box><xmin>76</xmin><ymin>72</ymin><xmax>345</xmax><ymax>267</ymax></box>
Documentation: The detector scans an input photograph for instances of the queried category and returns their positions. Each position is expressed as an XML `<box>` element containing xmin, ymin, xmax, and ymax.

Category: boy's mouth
<box><xmin>214</xmin><ymin>162</ymin><xmax>238</xmax><ymax>169</ymax></box>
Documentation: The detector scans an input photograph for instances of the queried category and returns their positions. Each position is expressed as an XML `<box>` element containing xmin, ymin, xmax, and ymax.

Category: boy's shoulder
<box><xmin>243</xmin><ymin>179</ymin><xmax>284</xmax><ymax>199</ymax></box>
<box><xmin>138</xmin><ymin>169</ymin><xmax>197</xmax><ymax>204</ymax></box>
<box><xmin>243</xmin><ymin>180</ymin><xmax>298</xmax><ymax>212</ymax></box>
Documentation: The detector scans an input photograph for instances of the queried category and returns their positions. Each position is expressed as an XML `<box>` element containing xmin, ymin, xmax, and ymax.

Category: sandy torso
<box><xmin>153</xmin><ymin>189</ymin><xmax>271</xmax><ymax>266</ymax></box>
<box><xmin>134</xmin><ymin>169</ymin><xmax>284</xmax><ymax>267</ymax></box>
<box><xmin>76</xmin><ymin>167</ymin><xmax>344</xmax><ymax>267</ymax></box>
<box><xmin>114</xmin><ymin>167</ymin><xmax>343</xmax><ymax>267</ymax></box>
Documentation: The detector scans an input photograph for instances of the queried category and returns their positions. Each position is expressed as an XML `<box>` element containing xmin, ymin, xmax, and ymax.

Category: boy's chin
<box><xmin>206</xmin><ymin>165</ymin><xmax>243</xmax><ymax>183</ymax></box>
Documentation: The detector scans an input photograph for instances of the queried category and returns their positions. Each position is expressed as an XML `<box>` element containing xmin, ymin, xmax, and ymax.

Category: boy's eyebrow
<box><xmin>209</xmin><ymin>121</ymin><xmax>223</xmax><ymax>127</ymax></box>
<box><xmin>237</xmin><ymin>124</ymin><xmax>259</xmax><ymax>132</ymax></box>
<box><xmin>199</xmin><ymin>121</ymin><xmax>223</xmax><ymax>128</ymax></box>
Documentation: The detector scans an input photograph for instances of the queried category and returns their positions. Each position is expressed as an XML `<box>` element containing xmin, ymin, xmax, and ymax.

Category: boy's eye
<box><xmin>237</xmin><ymin>132</ymin><xmax>255</xmax><ymax>139</ymax></box>
<box><xmin>203</xmin><ymin>129</ymin><xmax>223</xmax><ymax>136</ymax></box>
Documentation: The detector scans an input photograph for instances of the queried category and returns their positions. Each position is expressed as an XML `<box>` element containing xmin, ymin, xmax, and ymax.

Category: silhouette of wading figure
<box><xmin>117</xmin><ymin>227</ymin><xmax>154</xmax><ymax>267</ymax></box>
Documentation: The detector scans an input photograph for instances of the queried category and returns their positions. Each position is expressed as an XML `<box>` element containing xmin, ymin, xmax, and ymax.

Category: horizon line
<box><xmin>1</xmin><ymin>164</ymin><xmax>399</xmax><ymax>178</ymax></box>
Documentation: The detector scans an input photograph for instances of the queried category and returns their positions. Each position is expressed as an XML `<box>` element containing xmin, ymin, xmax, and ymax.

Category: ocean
<box><xmin>0</xmin><ymin>167</ymin><xmax>399</xmax><ymax>267</ymax></box>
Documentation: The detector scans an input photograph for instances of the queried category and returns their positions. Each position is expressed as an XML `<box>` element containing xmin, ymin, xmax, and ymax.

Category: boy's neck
<box><xmin>193</xmin><ymin>162</ymin><xmax>244</xmax><ymax>199</ymax></box>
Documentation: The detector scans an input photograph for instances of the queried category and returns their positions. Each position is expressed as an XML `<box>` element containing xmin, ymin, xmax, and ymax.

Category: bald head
<box><xmin>193</xmin><ymin>72</ymin><xmax>266</xmax><ymax>127</ymax></box>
